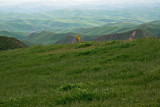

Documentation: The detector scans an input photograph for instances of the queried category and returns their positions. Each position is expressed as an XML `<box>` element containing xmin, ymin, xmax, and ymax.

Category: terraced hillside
<box><xmin>94</xmin><ymin>29</ymin><xmax>156</xmax><ymax>41</ymax></box>
<box><xmin>0</xmin><ymin>36</ymin><xmax>27</xmax><ymax>51</ymax></box>
<box><xmin>0</xmin><ymin>38</ymin><xmax>160</xmax><ymax>106</ymax></box>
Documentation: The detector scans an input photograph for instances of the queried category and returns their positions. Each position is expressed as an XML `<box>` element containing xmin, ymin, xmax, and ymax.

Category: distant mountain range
<box><xmin>70</xmin><ymin>22</ymin><xmax>137</xmax><ymax>35</ymax></box>
<box><xmin>71</xmin><ymin>20</ymin><xmax>160</xmax><ymax>37</ymax></box>
<box><xmin>1</xmin><ymin>20</ymin><xmax>160</xmax><ymax>45</ymax></box>
<box><xmin>0</xmin><ymin>8</ymin><xmax>160</xmax><ymax>33</ymax></box>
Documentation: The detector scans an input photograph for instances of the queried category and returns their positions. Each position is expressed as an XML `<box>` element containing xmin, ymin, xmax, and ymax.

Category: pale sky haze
<box><xmin>0</xmin><ymin>0</ymin><xmax>159</xmax><ymax>6</ymax></box>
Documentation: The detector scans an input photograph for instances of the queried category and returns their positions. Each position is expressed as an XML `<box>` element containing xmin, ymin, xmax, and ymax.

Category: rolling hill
<box><xmin>54</xmin><ymin>20</ymin><xmax>160</xmax><ymax>39</ymax></box>
<box><xmin>1</xmin><ymin>38</ymin><xmax>160</xmax><ymax>106</ymax></box>
<box><xmin>0</xmin><ymin>36</ymin><xmax>27</xmax><ymax>51</ymax></box>
<box><xmin>1</xmin><ymin>7</ymin><xmax>160</xmax><ymax>32</ymax></box>
<box><xmin>0</xmin><ymin>18</ymin><xmax>103</xmax><ymax>32</ymax></box>
<box><xmin>94</xmin><ymin>29</ymin><xmax>156</xmax><ymax>41</ymax></box>
<box><xmin>25</xmin><ymin>31</ymin><xmax>76</xmax><ymax>44</ymax></box>
<box><xmin>63</xmin><ymin>20</ymin><xmax>160</xmax><ymax>37</ymax></box>
<box><xmin>69</xmin><ymin>22</ymin><xmax>137</xmax><ymax>35</ymax></box>
<box><xmin>0</xmin><ymin>30</ymin><xmax>27</xmax><ymax>40</ymax></box>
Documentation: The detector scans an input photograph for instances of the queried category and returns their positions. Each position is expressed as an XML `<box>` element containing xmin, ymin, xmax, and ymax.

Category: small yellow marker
<box><xmin>76</xmin><ymin>34</ymin><xmax>81</xmax><ymax>42</ymax></box>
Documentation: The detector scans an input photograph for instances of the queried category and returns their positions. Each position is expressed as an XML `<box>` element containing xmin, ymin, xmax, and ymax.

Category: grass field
<box><xmin>0</xmin><ymin>38</ymin><xmax>160</xmax><ymax>106</ymax></box>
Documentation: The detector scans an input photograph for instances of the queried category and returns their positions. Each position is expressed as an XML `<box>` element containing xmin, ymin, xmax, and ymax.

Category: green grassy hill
<box><xmin>94</xmin><ymin>29</ymin><xmax>156</xmax><ymax>41</ymax></box>
<box><xmin>0</xmin><ymin>38</ymin><xmax>160</xmax><ymax>106</ymax></box>
<box><xmin>25</xmin><ymin>31</ymin><xmax>76</xmax><ymax>44</ymax></box>
<box><xmin>0</xmin><ymin>30</ymin><xmax>27</xmax><ymax>40</ymax></box>
<box><xmin>0</xmin><ymin>36</ymin><xmax>27</xmax><ymax>51</ymax></box>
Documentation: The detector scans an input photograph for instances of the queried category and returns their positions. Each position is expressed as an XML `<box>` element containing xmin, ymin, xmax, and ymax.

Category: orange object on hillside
<box><xmin>76</xmin><ymin>34</ymin><xmax>81</xmax><ymax>42</ymax></box>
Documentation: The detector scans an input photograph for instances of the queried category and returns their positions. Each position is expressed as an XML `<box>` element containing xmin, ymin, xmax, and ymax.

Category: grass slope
<box><xmin>0</xmin><ymin>38</ymin><xmax>160</xmax><ymax>106</ymax></box>
<box><xmin>94</xmin><ymin>29</ymin><xmax>156</xmax><ymax>41</ymax></box>
<box><xmin>0</xmin><ymin>36</ymin><xmax>27</xmax><ymax>51</ymax></box>
<box><xmin>25</xmin><ymin>31</ymin><xmax>76</xmax><ymax>44</ymax></box>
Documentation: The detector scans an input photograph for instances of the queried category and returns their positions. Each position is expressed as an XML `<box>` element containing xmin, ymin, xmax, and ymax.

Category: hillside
<box><xmin>55</xmin><ymin>35</ymin><xmax>77</xmax><ymax>44</ymax></box>
<box><xmin>0</xmin><ymin>39</ymin><xmax>160</xmax><ymax>106</ymax></box>
<box><xmin>0</xmin><ymin>30</ymin><xmax>27</xmax><ymax>40</ymax></box>
<box><xmin>94</xmin><ymin>29</ymin><xmax>156</xmax><ymax>41</ymax></box>
<box><xmin>0</xmin><ymin>36</ymin><xmax>27</xmax><ymax>51</ymax></box>
<box><xmin>25</xmin><ymin>31</ymin><xmax>76</xmax><ymax>44</ymax></box>
<box><xmin>22</xmin><ymin>40</ymin><xmax>35</xmax><ymax>46</ymax></box>
<box><xmin>135</xmin><ymin>20</ymin><xmax>160</xmax><ymax>36</ymax></box>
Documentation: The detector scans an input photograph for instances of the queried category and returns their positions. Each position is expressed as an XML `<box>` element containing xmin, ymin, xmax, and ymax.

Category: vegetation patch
<box><xmin>74</xmin><ymin>42</ymin><xmax>92</xmax><ymax>49</ymax></box>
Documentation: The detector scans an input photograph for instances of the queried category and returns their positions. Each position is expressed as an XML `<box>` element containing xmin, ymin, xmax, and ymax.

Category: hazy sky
<box><xmin>0</xmin><ymin>0</ymin><xmax>159</xmax><ymax>6</ymax></box>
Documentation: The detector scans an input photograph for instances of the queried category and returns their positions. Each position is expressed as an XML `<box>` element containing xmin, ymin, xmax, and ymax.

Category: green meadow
<box><xmin>0</xmin><ymin>38</ymin><xmax>160</xmax><ymax>106</ymax></box>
